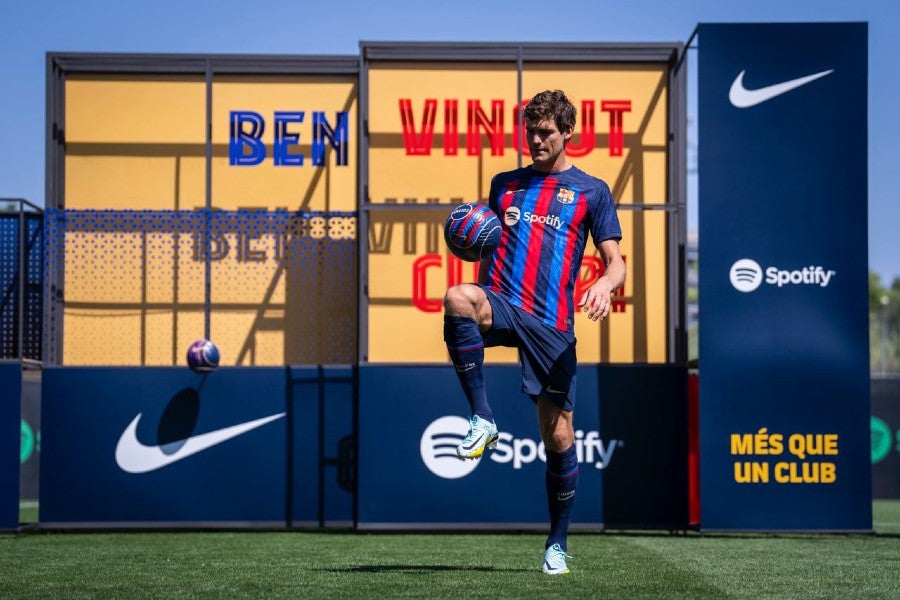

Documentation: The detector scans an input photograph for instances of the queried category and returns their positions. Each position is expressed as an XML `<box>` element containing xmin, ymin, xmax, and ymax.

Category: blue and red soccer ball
<box><xmin>186</xmin><ymin>339</ymin><xmax>220</xmax><ymax>373</ymax></box>
<box><xmin>443</xmin><ymin>203</ymin><xmax>501</xmax><ymax>262</ymax></box>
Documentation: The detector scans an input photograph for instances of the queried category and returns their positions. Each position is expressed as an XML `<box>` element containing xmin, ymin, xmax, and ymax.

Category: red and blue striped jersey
<box><xmin>486</xmin><ymin>166</ymin><xmax>622</xmax><ymax>333</ymax></box>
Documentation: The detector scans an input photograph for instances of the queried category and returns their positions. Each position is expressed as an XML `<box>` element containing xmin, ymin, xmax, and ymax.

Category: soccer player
<box><xmin>442</xmin><ymin>89</ymin><xmax>625</xmax><ymax>575</ymax></box>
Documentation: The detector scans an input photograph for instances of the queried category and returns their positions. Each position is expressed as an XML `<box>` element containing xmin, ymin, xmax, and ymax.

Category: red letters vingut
<box><xmin>398</xmin><ymin>98</ymin><xmax>632</xmax><ymax>157</ymax></box>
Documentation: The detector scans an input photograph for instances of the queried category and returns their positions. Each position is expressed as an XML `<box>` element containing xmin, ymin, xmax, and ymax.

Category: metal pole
<box><xmin>881</xmin><ymin>295</ymin><xmax>889</xmax><ymax>375</ymax></box>
<box><xmin>517</xmin><ymin>46</ymin><xmax>523</xmax><ymax>170</ymax></box>
<box><xmin>204</xmin><ymin>59</ymin><xmax>212</xmax><ymax>341</ymax></box>
<box><xmin>18</xmin><ymin>200</ymin><xmax>25</xmax><ymax>360</ymax></box>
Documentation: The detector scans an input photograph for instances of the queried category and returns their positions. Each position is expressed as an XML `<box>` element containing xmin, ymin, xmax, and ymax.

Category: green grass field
<box><xmin>2</xmin><ymin>501</ymin><xmax>898</xmax><ymax>599</ymax></box>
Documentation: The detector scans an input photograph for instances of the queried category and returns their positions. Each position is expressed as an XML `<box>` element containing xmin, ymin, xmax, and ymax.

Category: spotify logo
<box><xmin>730</xmin><ymin>259</ymin><xmax>763</xmax><ymax>292</ymax></box>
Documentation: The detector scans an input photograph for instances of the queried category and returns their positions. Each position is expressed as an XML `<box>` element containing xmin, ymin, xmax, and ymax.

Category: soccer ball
<box><xmin>443</xmin><ymin>203</ymin><xmax>501</xmax><ymax>262</ymax></box>
<box><xmin>186</xmin><ymin>339</ymin><xmax>220</xmax><ymax>373</ymax></box>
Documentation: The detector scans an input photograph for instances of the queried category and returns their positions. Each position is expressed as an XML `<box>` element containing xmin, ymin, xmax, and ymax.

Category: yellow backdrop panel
<box><xmin>366</xmin><ymin>61</ymin><xmax>671</xmax><ymax>363</ymax></box>
<box><xmin>58</xmin><ymin>63</ymin><xmax>670</xmax><ymax>366</ymax></box>
<box><xmin>61</xmin><ymin>73</ymin><xmax>358</xmax><ymax>365</ymax></box>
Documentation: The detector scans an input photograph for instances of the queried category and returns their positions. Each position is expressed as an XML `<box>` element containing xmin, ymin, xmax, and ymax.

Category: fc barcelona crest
<box><xmin>556</xmin><ymin>188</ymin><xmax>575</xmax><ymax>204</ymax></box>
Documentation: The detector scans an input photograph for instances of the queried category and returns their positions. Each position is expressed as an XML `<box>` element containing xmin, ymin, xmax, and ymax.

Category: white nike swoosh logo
<box><xmin>728</xmin><ymin>69</ymin><xmax>834</xmax><ymax>108</ymax></box>
<box><xmin>115</xmin><ymin>412</ymin><xmax>285</xmax><ymax>473</ymax></box>
<box><xmin>462</xmin><ymin>432</ymin><xmax>486</xmax><ymax>451</ymax></box>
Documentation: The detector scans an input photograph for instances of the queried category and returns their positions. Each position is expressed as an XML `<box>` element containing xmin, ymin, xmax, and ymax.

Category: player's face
<box><xmin>525</xmin><ymin>118</ymin><xmax>572</xmax><ymax>172</ymax></box>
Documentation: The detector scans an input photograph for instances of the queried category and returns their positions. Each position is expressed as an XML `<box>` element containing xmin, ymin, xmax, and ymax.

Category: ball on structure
<box><xmin>186</xmin><ymin>339</ymin><xmax>220</xmax><ymax>373</ymax></box>
<box><xmin>443</xmin><ymin>203</ymin><xmax>501</xmax><ymax>262</ymax></box>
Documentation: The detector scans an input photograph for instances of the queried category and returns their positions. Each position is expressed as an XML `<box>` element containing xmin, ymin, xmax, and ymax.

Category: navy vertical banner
<box><xmin>698</xmin><ymin>23</ymin><xmax>871</xmax><ymax>530</ymax></box>
<box><xmin>1</xmin><ymin>362</ymin><xmax>21</xmax><ymax>530</ymax></box>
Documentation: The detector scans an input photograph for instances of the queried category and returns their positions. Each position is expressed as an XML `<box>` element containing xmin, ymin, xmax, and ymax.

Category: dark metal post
<box><xmin>204</xmin><ymin>60</ymin><xmax>213</xmax><ymax>340</ymax></box>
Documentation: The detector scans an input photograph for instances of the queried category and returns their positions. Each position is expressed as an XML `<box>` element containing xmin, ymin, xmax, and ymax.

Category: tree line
<box><xmin>870</xmin><ymin>270</ymin><xmax>900</xmax><ymax>374</ymax></box>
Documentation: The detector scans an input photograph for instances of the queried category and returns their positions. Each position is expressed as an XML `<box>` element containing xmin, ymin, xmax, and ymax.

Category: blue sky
<box><xmin>1</xmin><ymin>0</ymin><xmax>897</xmax><ymax>280</ymax></box>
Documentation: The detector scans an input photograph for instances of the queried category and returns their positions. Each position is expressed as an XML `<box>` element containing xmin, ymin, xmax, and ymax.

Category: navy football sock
<box><xmin>443</xmin><ymin>315</ymin><xmax>493</xmax><ymax>422</ymax></box>
<box><xmin>545</xmin><ymin>444</ymin><xmax>578</xmax><ymax>551</ymax></box>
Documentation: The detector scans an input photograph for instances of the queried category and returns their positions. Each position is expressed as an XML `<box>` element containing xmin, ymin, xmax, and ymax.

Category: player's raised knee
<box><xmin>443</xmin><ymin>284</ymin><xmax>481</xmax><ymax>315</ymax></box>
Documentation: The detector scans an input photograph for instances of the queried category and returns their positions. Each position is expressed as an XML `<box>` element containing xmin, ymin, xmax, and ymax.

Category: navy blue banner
<box><xmin>1</xmin><ymin>362</ymin><xmax>21</xmax><ymax>530</ymax></box>
<box><xmin>289</xmin><ymin>365</ymin><xmax>355</xmax><ymax>527</ymax></box>
<box><xmin>600</xmin><ymin>365</ymin><xmax>688</xmax><ymax>529</ymax></box>
<box><xmin>357</xmin><ymin>365</ymin><xmax>605</xmax><ymax>529</ymax></box>
<box><xmin>40</xmin><ymin>367</ymin><xmax>287</xmax><ymax>526</ymax></box>
<box><xmin>698</xmin><ymin>23</ymin><xmax>871</xmax><ymax>529</ymax></box>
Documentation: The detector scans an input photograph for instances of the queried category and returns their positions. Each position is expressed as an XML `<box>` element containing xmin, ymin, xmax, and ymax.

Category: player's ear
<box><xmin>562</xmin><ymin>128</ymin><xmax>573</xmax><ymax>141</ymax></box>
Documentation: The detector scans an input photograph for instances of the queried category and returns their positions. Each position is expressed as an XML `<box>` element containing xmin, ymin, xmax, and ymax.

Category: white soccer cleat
<box><xmin>542</xmin><ymin>543</ymin><xmax>572</xmax><ymax>575</ymax></box>
<box><xmin>456</xmin><ymin>415</ymin><xmax>499</xmax><ymax>460</ymax></box>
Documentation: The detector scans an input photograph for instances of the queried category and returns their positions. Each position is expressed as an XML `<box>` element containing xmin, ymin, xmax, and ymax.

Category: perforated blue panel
<box><xmin>0</xmin><ymin>211</ymin><xmax>43</xmax><ymax>360</ymax></box>
<box><xmin>44</xmin><ymin>209</ymin><xmax>357</xmax><ymax>366</ymax></box>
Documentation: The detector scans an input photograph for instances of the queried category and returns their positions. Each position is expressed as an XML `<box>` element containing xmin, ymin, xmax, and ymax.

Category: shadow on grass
<box><xmin>321</xmin><ymin>564</ymin><xmax>531</xmax><ymax>574</ymax></box>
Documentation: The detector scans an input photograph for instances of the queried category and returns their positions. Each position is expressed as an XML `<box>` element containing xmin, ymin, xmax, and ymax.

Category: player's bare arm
<box><xmin>477</xmin><ymin>256</ymin><xmax>492</xmax><ymax>286</ymax></box>
<box><xmin>577</xmin><ymin>238</ymin><xmax>625</xmax><ymax>321</ymax></box>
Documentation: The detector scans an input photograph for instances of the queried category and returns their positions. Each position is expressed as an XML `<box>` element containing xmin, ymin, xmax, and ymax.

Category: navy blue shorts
<box><xmin>480</xmin><ymin>285</ymin><xmax>577</xmax><ymax>411</ymax></box>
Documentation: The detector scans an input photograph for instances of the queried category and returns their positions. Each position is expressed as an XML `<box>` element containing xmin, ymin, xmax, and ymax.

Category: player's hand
<box><xmin>577</xmin><ymin>279</ymin><xmax>614</xmax><ymax>321</ymax></box>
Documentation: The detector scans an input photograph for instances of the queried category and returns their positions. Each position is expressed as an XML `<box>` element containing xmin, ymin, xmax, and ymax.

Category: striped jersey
<box><xmin>486</xmin><ymin>165</ymin><xmax>622</xmax><ymax>333</ymax></box>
